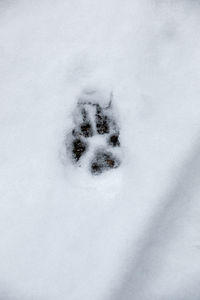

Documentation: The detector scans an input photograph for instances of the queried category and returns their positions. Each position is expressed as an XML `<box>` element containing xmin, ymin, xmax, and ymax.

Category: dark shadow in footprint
<box><xmin>108</xmin><ymin>134</ymin><xmax>120</xmax><ymax>147</ymax></box>
<box><xmin>79</xmin><ymin>107</ymin><xmax>93</xmax><ymax>137</ymax></box>
<box><xmin>80</xmin><ymin>122</ymin><xmax>93</xmax><ymax>138</ymax></box>
<box><xmin>91</xmin><ymin>150</ymin><xmax>120</xmax><ymax>175</ymax></box>
<box><xmin>72</xmin><ymin>138</ymin><xmax>87</xmax><ymax>162</ymax></box>
<box><xmin>96</xmin><ymin>104</ymin><xmax>110</xmax><ymax>135</ymax></box>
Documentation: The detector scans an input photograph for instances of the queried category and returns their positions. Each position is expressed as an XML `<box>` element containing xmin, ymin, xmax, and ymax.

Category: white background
<box><xmin>0</xmin><ymin>0</ymin><xmax>200</xmax><ymax>299</ymax></box>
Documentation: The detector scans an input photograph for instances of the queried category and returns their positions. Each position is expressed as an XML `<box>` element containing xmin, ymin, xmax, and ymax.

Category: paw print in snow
<box><xmin>67</xmin><ymin>90</ymin><xmax>121</xmax><ymax>175</ymax></box>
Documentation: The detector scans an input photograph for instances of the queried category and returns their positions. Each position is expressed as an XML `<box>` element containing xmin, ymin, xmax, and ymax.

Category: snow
<box><xmin>0</xmin><ymin>0</ymin><xmax>200</xmax><ymax>299</ymax></box>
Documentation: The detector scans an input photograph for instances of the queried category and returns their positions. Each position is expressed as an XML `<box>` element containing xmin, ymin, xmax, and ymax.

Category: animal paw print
<box><xmin>67</xmin><ymin>90</ymin><xmax>121</xmax><ymax>175</ymax></box>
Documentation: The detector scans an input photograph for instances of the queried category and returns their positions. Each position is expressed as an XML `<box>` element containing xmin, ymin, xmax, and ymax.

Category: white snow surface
<box><xmin>1</xmin><ymin>0</ymin><xmax>200</xmax><ymax>299</ymax></box>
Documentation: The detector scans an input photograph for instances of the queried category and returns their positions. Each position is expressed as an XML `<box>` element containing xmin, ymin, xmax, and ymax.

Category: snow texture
<box><xmin>0</xmin><ymin>0</ymin><xmax>200</xmax><ymax>299</ymax></box>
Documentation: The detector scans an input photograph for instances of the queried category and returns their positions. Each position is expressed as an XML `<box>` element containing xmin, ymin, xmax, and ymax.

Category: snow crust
<box><xmin>1</xmin><ymin>0</ymin><xmax>200</xmax><ymax>299</ymax></box>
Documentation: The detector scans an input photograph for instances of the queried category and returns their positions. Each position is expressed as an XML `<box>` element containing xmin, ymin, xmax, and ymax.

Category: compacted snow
<box><xmin>1</xmin><ymin>0</ymin><xmax>200</xmax><ymax>299</ymax></box>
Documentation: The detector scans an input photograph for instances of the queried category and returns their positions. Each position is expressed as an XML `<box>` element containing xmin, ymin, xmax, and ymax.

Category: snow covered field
<box><xmin>1</xmin><ymin>0</ymin><xmax>200</xmax><ymax>299</ymax></box>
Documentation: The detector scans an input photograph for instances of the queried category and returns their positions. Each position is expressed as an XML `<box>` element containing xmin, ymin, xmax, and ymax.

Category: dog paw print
<box><xmin>67</xmin><ymin>90</ymin><xmax>121</xmax><ymax>175</ymax></box>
